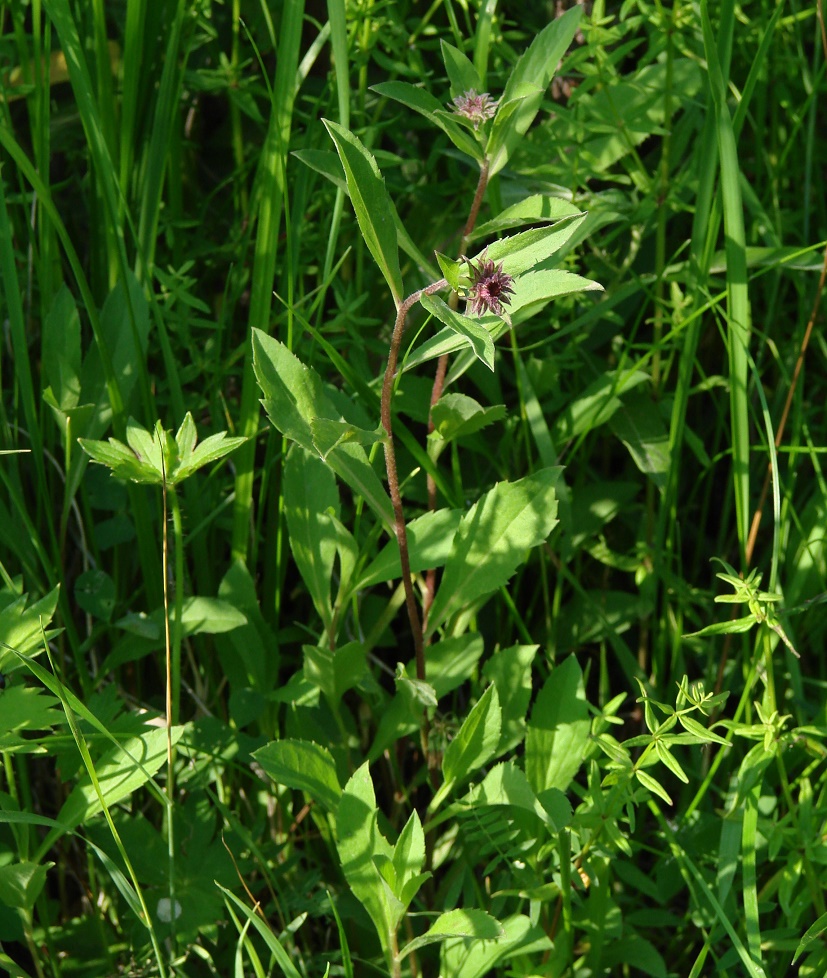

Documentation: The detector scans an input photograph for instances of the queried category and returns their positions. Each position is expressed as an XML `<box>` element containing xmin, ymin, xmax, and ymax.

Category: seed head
<box><xmin>450</xmin><ymin>90</ymin><xmax>498</xmax><ymax>129</ymax></box>
<box><xmin>466</xmin><ymin>256</ymin><xmax>515</xmax><ymax>317</ymax></box>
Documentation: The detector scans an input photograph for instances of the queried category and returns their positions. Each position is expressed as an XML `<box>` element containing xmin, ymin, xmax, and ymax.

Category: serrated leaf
<box><xmin>58</xmin><ymin>727</ymin><xmax>182</xmax><ymax>832</ymax></box>
<box><xmin>252</xmin><ymin>330</ymin><xmax>394</xmax><ymax>530</ymax></box>
<box><xmin>430</xmin><ymin>394</ymin><xmax>506</xmax><ymax>442</ymax></box>
<box><xmin>311</xmin><ymin>418</ymin><xmax>386</xmax><ymax>459</ymax></box>
<box><xmin>254</xmin><ymin>739</ymin><xmax>342</xmax><ymax>812</ymax></box>
<box><xmin>358</xmin><ymin>508</ymin><xmax>462</xmax><ymax>588</ymax></box>
<box><xmin>478</xmin><ymin>218</ymin><xmax>587</xmax><ymax>276</ymax></box>
<box><xmin>400</xmin><ymin>908</ymin><xmax>504</xmax><ymax>959</ymax></box>
<box><xmin>426</xmin><ymin>469</ymin><xmax>561</xmax><ymax>638</ymax></box>
<box><xmin>324</xmin><ymin>120</ymin><xmax>403</xmax><ymax>304</ymax></box>
<box><xmin>440</xmin><ymin>685</ymin><xmax>501</xmax><ymax>790</ymax></box>
<box><xmin>336</xmin><ymin>763</ymin><xmax>395</xmax><ymax>962</ymax></box>
<box><xmin>420</xmin><ymin>293</ymin><xmax>496</xmax><ymax>370</ymax></box>
<box><xmin>440</xmin><ymin>913</ymin><xmax>551</xmax><ymax>978</ymax></box>
<box><xmin>463</xmin><ymin>761</ymin><xmax>571</xmax><ymax>831</ymax></box>
<box><xmin>525</xmin><ymin>655</ymin><xmax>590</xmax><ymax>793</ymax></box>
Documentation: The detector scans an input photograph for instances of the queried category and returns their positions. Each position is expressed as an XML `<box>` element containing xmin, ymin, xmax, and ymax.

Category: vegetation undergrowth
<box><xmin>1</xmin><ymin>1</ymin><xmax>826</xmax><ymax>976</ymax></box>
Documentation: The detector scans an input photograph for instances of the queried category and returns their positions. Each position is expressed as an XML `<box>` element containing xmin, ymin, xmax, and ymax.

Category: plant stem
<box><xmin>423</xmin><ymin>159</ymin><xmax>490</xmax><ymax>627</ymax></box>
<box><xmin>381</xmin><ymin>281</ymin><xmax>446</xmax><ymax>684</ymax></box>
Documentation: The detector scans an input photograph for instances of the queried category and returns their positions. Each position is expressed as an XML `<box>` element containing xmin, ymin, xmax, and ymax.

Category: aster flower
<box><xmin>465</xmin><ymin>255</ymin><xmax>515</xmax><ymax>317</ymax></box>
<box><xmin>450</xmin><ymin>89</ymin><xmax>499</xmax><ymax>130</ymax></box>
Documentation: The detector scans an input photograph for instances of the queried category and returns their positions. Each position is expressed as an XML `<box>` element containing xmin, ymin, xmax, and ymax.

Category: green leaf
<box><xmin>392</xmin><ymin>810</ymin><xmax>429</xmax><ymax>908</ymax></box>
<box><xmin>509</xmin><ymin>268</ymin><xmax>603</xmax><ymax>322</ymax></box>
<box><xmin>486</xmin><ymin>6</ymin><xmax>582</xmax><ymax>176</ymax></box>
<box><xmin>678</xmin><ymin>714</ymin><xmax>730</xmax><ymax>745</ymax></box>
<box><xmin>426</xmin><ymin>468</ymin><xmax>561</xmax><ymax>638</ymax></box>
<box><xmin>420</xmin><ymin>293</ymin><xmax>496</xmax><ymax>370</ymax></box>
<box><xmin>0</xmin><ymin>862</ymin><xmax>51</xmax><ymax>912</ymax></box>
<box><xmin>433</xmin><ymin>685</ymin><xmax>501</xmax><ymax>810</ymax></box>
<box><xmin>609</xmin><ymin>393</ymin><xmax>671</xmax><ymax>492</ymax></box>
<box><xmin>793</xmin><ymin>910</ymin><xmax>827</xmax><ymax>964</ymax></box>
<box><xmin>42</xmin><ymin>285</ymin><xmax>81</xmax><ymax>411</ymax></box>
<box><xmin>303</xmin><ymin>642</ymin><xmax>366</xmax><ymax>704</ymax></box>
<box><xmin>684</xmin><ymin>616</ymin><xmax>756</xmax><ymax>638</ymax></box>
<box><xmin>473</xmin><ymin>195</ymin><xmax>583</xmax><ymax>238</ymax></box>
<box><xmin>635</xmin><ymin>768</ymin><xmax>673</xmax><ymax>805</ymax></box>
<box><xmin>440</xmin><ymin>40</ymin><xmax>482</xmax><ymax>96</ymax></box>
<box><xmin>430</xmin><ymin>394</ymin><xmax>507</xmax><ymax>442</ymax></box>
<box><xmin>400</xmin><ymin>909</ymin><xmax>504</xmax><ymax>959</ymax></box>
<box><xmin>336</xmin><ymin>763</ymin><xmax>395</xmax><ymax>963</ymax></box>
<box><xmin>552</xmin><ymin>370</ymin><xmax>650</xmax><ymax>443</ymax></box>
<box><xmin>369</xmin><ymin>635</ymin><xmax>485</xmax><ymax>760</ymax></box>
<box><xmin>476</xmin><ymin>217</ymin><xmax>587</xmax><ymax>275</ymax></box>
<box><xmin>482</xmin><ymin>645</ymin><xmax>537</xmax><ymax>753</ymax></box>
<box><xmin>358</xmin><ymin>508</ymin><xmax>462</xmax><ymax>588</ymax></box>
<box><xmin>654</xmin><ymin>739</ymin><xmax>689</xmax><ymax>783</ymax></box>
<box><xmin>440</xmin><ymin>913</ymin><xmax>552</xmax><ymax>978</ymax></box>
<box><xmin>284</xmin><ymin>446</ymin><xmax>340</xmax><ymax>629</ymax></box>
<box><xmin>57</xmin><ymin>727</ymin><xmax>182</xmax><ymax>832</ymax></box>
<box><xmin>311</xmin><ymin>418</ymin><xmax>386</xmax><ymax>459</ymax></box>
<box><xmin>218</xmin><ymin>884</ymin><xmax>302</xmax><ymax>978</ymax></box>
<box><xmin>371</xmin><ymin>82</ymin><xmax>483</xmax><ymax>163</ymax></box>
<box><xmin>323</xmin><ymin>120</ymin><xmax>403</xmax><ymax>304</ymax></box>
<box><xmin>254</xmin><ymin>739</ymin><xmax>342</xmax><ymax>813</ymax></box>
<box><xmin>525</xmin><ymin>655</ymin><xmax>590</xmax><ymax>793</ymax></box>
<box><xmin>253</xmin><ymin>329</ymin><xmax>394</xmax><ymax>530</ymax></box>
<box><xmin>74</xmin><ymin>569</ymin><xmax>115</xmax><ymax>622</ymax></box>
<box><xmin>463</xmin><ymin>761</ymin><xmax>571</xmax><ymax>831</ymax></box>
<box><xmin>0</xmin><ymin>587</ymin><xmax>60</xmax><ymax>670</ymax></box>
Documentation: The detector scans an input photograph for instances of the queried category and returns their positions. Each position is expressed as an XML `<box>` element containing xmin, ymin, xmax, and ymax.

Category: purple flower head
<box><xmin>450</xmin><ymin>89</ymin><xmax>499</xmax><ymax>130</ymax></box>
<box><xmin>465</xmin><ymin>255</ymin><xmax>515</xmax><ymax>317</ymax></box>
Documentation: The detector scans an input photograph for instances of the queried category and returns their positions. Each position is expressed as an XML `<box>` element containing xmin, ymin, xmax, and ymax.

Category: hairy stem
<box><xmin>381</xmin><ymin>280</ymin><xmax>447</xmax><ymax>684</ymax></box>
<box><xmin>423</xmin><ymin>159</ymin><xmax>490</xmax><ymax>628</ymax></box>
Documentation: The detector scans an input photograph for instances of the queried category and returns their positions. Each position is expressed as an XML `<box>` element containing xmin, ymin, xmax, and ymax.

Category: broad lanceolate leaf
<box><xmin>358</xmin><ymin>508</ymin><xmax>463</xmax><ymax>589</ymax></box>
<box><xmin>323</xmin><ymin>120</ymin><xmax>403</xmax><ymax>305</ymax></box>
<box><xmin>440</xmin><ymin>40</ymin><xmax>482</xmax><ymax>97</ymax></box>
<box><xmin>478</xmin><ymin>217</ymin><xmax>587</xmax><ymax>276</ymax></box>
<box><xmin>371</xmin><ymin>82</ymin><xmax>483</xmax><ymax>163</ymax></box>
<box><xmin>487</xmin><ymin>6</ymin><xmax>582</xmax><ymax>176</ymax></box>
<box><xmin>336</xmin><ymin>763</ymin><xmax>395</xmax><ymax>965</ymax></box>
<box><xmin>440</xmin><ymin>913</ymin><xmax>552</xmax><ymax>978</ymax></box>
<box><xmin>252</xmin><ymin>329</ymin><xmax>394</xmax><ymax>530</ymax></box>
<box><xmin>430</xmin><ymin>394</ymin><xmax>506</xmax><ymax>442</ymax></box>
<box><xmin>420</xmin><ymin>293</ymin><xmax>496</xmax><ymax>370</ymax></box>
<box><xmin>57</xmin><ymin>727</ymin><xmax>183</xmax><ymax>832</ymax></box>
<box><xmin>400</xmin><ymin>908</ymin><xmax>505</xmax><ymax>959</ymax></box>
<box><xmin>284</xmin><ymin>446</ymin><xmax>340</xmax><ymax>630</ymax></box>
<box><xmin>425</xmin><ymin>469</ymin><xmax>562</xmax><ymax>638</ymax></box>
<box><xmin>609</xmin><ymin>393</ymin><xmax>670</xmax><ymax>493</ymax></box>
<box><xmin>254</xmin><ymin>739</ymin><xmax>342</xmax><ymax>813</ymax></box>
<box><xmin>462</xmin><ymin>761</ymin><xmax>571</xmax><ymax>832</ymax></box>
<box><xmin>431</xmin><ymin>685</ymin><xmax>501</xmax><ymax>811</ymax></box>
<box><xmin>392</xmin><ymin>810</ymin><xmax>429</xmax><ymax>910</ymax></box>
<box><xmin>525</xmin><ymin>655</ymin><xmax>590</xmax><ymax>793</ymax></box>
